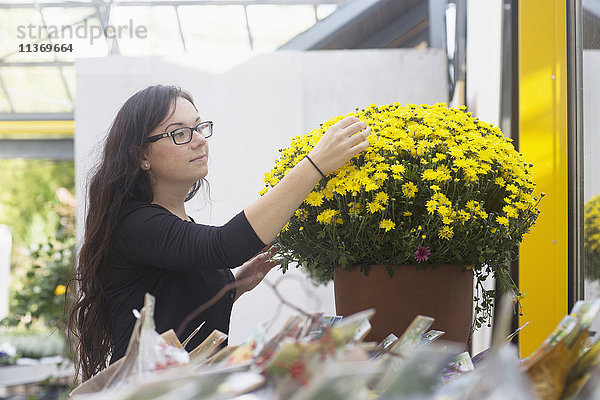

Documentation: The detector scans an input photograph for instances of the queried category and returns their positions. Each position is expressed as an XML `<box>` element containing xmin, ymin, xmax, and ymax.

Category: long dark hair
<box><xmin>68</xmin><ymin>85</ymin><xmax>203</xmax><ymax>381</ymax></box>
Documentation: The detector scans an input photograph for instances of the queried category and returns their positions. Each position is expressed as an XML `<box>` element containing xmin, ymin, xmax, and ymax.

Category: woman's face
<box><xmin>142</xmin><ymin>97</ymin><xmax>209</xmax><ymax>188</ymax></box>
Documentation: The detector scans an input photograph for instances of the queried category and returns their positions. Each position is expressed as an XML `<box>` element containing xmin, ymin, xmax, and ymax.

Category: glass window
<box><xmin>61</xmin><ymin>65</ymin><xmax>76</xmax><ymax>101</ymax></box>
<box><xmin>0</xmin><ymin>8</ymin><xmax>55</xmax><ymax>63</ymax></box>
<box><xmin>2</xmin><ymin>66</ymin><xmax>71</xmax><ymax>113</ymax></box>
<box><xmin>40</xmin><ymin>7</ymin><xmax>109</xmax><ymax>61</ymax></box>
<box><xmin>246</xmin><ymin>5</ymin><xmax>316</xmax><ymax>52</ymax></box>
<box><xmin>0</xmin><ymin>84</ymin><xmax>11</xmax><ymax>113</ymax></box>
<box><xmin>110</xmin><ymin>6</ymin><xmax>184</xmax><ymax>56</ymax></box>
<box><xmin>178</xmin><ymin>5</ymin><xmax>250</xmax><ymax>53</ymax></box>
<box><xmin>177</xmin><ymin>5</ymin><xmax>251</xmax><ymax>71</ymax></box>
<box><xmin>0</xmin><ymin>1</ymin><xmax>338</xmax><ymax>113</ymax></box>
<box><xmin>316</xmin><ymin>4</ymin><xmax>338</xmax><ymax>21</ymax></box>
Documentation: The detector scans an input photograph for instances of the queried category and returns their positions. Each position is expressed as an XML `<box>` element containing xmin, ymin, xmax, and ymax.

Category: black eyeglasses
<box><xmin>146</xmin><ymin>121</ymin><xmax>213</xmax><ymax>145</ymax></box>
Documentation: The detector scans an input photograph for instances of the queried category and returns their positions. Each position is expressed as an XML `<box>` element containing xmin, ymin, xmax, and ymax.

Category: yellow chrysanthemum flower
<box><xmin>496</xmin><ymin>216</ymin><xmax>509</xmax><ymax>227</ymax></box>
<box><xmin>402</xmin><ymin>182</ymin><xmax>418</xmax><ymax>198</ymax></box>
<box><xmin>367</xmin><ymin>200</ymin><xmax>385</xmax><ymax>214</ymax></box>
<box><xmin>466</xmin><ymin>200</ymin><xmax>479</xmax><ymax>211</ymax></box>
<box><xmin>515</xmin><ymin>201</ymin><xmax>527</xmax><ymax>211</ymax></box>
<box><xmin>438</xmin><ymin>226</ymin><xmax>454</xmax><ymax>240</ymax></box>
<box><xmin>305</xmin><ymin>192</ymin><xmax>324</xmax><ymax>207</ymax></box>
<box><xmin>316</xmin><ymin>209</ymin><xmax>340</xmax><ymax>225</ymax></box>
<box><xmin>426</xmin><ymin>199</ymin><xmax>438</xmax><ymax>214</ymax></box>
<box><xmin>364</xmin><ymin>180</ymin><xmax>380</xmax><ymax>192</ymax></box>
<box><xmin>458</xmin><ymin>209</ymin><xmax>471</xmax><ymax>223</ymax></box>
<box><xmin>323</xmin><ymin>188</ymin><xmax>335</xmax><ymax>201</ymax></box>
<box><xmin>503</xmin><ymin>205</ymin><xmax>518</xmax><ymax>219</ymax></box>
<box><xmin>379</xmin><ymin>219</ymin><xmax>396</xmax><ymax>232</ymax></box>
<box><xmin>422</xmin><ymin>169</ymin><xmax>437</xmax><ymax>181</ymax></box>
<box><xmin>375</xmin><ymin>192</ymin><xmax>389</xmax><ymax>204</ymax></box>
<box><xmin>391</xmin><ymin>164</ymin><xmax>406</xmax><ymax>175</ymax></box>
<box><xmin>437</xmin><ymin>205</ymin><xmax>452</xmax><ymax>217</ymax></box>
<box><xmin>347</xmin><ymin>202</ymin><xmax>361</xmax><ymax>217</ymax></box>
<box><xmin>295</xmin><ymin>208</ymin><xmax>308</xmax><ymax>221</ymax></box>
<box><xmin>506</xmin><ymin>184</ymin><xmax>519</xmax><ymax>194</ymax></box>
<box><xmin>432</xmin><ymin>153</ymin><xmax>447</xmax><ymax>162</ymax></box>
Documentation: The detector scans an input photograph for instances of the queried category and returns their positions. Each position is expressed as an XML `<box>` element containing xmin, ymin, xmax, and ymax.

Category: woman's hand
<box><xmin>308</xmin><ymin>116</ymin><xmax>371</xmax><ymax>175</ymax></box>
<box><xmin>234</xmin><ymin>244</ymin><xmax>280</xmax><ymax>301</ymax></box>
<box><xmin>243</xmin><ymin>116</ymin><xmax>370</xmax><ymax>245</ymax></box>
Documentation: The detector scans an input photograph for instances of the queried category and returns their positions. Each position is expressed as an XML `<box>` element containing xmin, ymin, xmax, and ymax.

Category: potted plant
<box><xmin>260</xmin><ymin>103</ymin><xmax>542</xmax><ymax>343</ymax></box>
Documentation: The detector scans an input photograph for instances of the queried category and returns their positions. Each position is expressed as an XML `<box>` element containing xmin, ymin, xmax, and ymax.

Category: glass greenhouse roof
<box><xmin>0</xmin><ymin>0</ymin><xmax>343</xmax><ymax>115</ymax></box>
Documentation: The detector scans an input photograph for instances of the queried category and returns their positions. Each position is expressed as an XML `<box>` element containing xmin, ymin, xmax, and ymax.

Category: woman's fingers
<box><xmin>347</xmin><ymin>126</ymin><xmax>371</xmax><ymax>147</ymax></box>
<box><xmin>333</xmin><ymin>116</ymin><xmax>361</xmax><ymax>130</ymax></box>
<box><xmin>341</xmin><ymin>121</ymin><xmax>368</xmax><ymax>137</ymax></box>
<box><xmin>260</xmin><ymin>244</ymin><xmax>273</xmax><ymax>253</ymax></box>
<box><xmin>350</xmin><ymin>137</ymin><xmax>370</xmax><ymax>156</ymax></box>
<box><xmin>308</xmin><ymin>116</ymin><xmax>371</xmax><ymax>175</ymax></box>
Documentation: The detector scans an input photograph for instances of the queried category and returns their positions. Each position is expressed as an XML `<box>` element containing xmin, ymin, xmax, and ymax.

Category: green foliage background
<box><xmin>0</xmin><ymin>159</ymin><xmax>74</xmax><ymax>246</ymax></box>
<box><xmin>0</xmin><ymin>159</ymin><xmax>75</xmax><ymax>347</ymax></box>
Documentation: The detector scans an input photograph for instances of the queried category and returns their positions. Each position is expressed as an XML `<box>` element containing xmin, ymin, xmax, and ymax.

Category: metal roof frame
<box><xmin>0</xmin><ymin>0</ymin><xmax>347</xmax><ymax>118</ymax></box>
<box><xmin>279</xmin><ymin>0</ymin><xmax>430</xmax><ymax>50</ymax></box>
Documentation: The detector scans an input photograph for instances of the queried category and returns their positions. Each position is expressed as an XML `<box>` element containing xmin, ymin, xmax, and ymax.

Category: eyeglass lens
<box><xmin>172</xmin><ymin>124</ymin><xmax>212</xmax><ymax>144</ymax></box>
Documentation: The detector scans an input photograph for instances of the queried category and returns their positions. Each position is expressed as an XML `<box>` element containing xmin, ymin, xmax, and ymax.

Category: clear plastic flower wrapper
<box><xmin>522</xmin><ymin>299</ymin><xmax>600</xmax><ymax>400</ymax></box>
<box><xmin>68</xmin><ymin>292</ymin><xmax>600</xmax><ymax>399</ymax></box>
<box><xmin>71</xmin><ymin>293</ymin><xmax>191</xmax><ymax>396</ymax></box>
<box><xmin>72</xmin><ymin>367</ymin><xmax>265</xmax><ymax>400</ymax></box>
<box><xmin>70</xmin><ymin>293</ymin><xmax>265</xmax><ymax>400</ymax></box>
<box><xmin>434</xmin><ymin>345</ymin><xmax>538</xmax><ymax>400</ymax></box>
<box><xmin>188</xmin><ymin>329</ymin><xmax>228</xmax><ymax>364</ymax></box>
<box><xmin>104</xmin><ymin>294</ymin><xmax>190</xmax><ymax>390</ymax></box>
<box><xmin>378</xmin><ymin>343</ymin><xmax>462</xmax><ymax>399</ymax></box>
<box><xmin>288</xmin><ymin>361</ymin><xmax>382</xmax><ymax>400</ymax></box>
<box><xmin>376</xmin><ymin>315</ymin><xmax>435</xmax><ymax>389</ymax></box>
<box><xmin>262</xmin><ymin>309</ymin><xmax>376</xmax><ymax>398</ymax></box>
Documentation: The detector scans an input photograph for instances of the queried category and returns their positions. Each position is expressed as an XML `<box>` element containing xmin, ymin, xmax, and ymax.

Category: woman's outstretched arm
<box><xmin>244</xmin><ymin>116</ymin><xmax>371</xmax><ymax>244</ymax></box>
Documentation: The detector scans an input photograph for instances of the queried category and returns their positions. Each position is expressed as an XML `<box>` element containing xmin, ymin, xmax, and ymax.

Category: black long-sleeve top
<box><xmin>102</xmin><ymin>200</ymin><xmax>266</xmax><ymax>363</ymax></box>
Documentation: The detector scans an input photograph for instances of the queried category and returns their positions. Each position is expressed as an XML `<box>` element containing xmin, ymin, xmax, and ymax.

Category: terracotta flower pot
<box><xmin>334</xmin><ymin>264</ymin><xmax>474</xmax><ymax>345</ymax></box>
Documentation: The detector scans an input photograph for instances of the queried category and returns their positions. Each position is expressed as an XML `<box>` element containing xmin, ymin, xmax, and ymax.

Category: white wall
<box><xmin>75</xmin><ymin>49</ymin><xmax>448</xmax><ymax>344</ymax></box>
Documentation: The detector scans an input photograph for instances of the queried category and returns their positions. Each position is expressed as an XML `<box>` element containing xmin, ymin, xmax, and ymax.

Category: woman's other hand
<box><xmin>308</xmin><ymin>116</ymin><xmax>371</xmax><ymax>175</ymax></box>
<box><xmin>234</xmin><ymin>244</ymin><xmax>280</xmax><ymax>301</ymax></box>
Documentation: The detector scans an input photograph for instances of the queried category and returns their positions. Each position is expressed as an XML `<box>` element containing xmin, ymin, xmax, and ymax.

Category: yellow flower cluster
<box><xmin>261</xmin><ymin>103</ymin><xmax>539</xmax><ymax>240</ymax></box>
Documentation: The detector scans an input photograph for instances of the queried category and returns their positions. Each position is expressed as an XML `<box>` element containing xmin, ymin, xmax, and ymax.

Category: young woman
<box><xmin>69</xmin><ymin>84</ymin><xmax>371</xmax><ymax>381</ymax></box>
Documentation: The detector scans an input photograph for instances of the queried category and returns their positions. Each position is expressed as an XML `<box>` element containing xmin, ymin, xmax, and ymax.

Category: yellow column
<box><xmin>518</xmin><ymin>1</ymin><xmax>568</xmax><ymax>356</ymax></box>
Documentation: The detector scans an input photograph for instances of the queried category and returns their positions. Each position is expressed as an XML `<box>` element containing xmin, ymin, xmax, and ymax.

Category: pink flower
<box><xmin>414</xmin><ymin>246</ymin><xmax>430</xmax><ymax>263</ymax></box>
